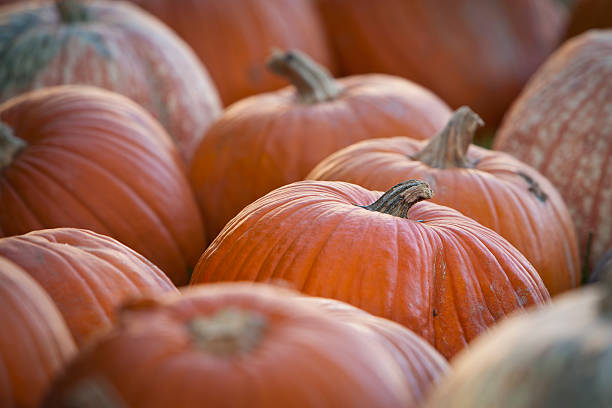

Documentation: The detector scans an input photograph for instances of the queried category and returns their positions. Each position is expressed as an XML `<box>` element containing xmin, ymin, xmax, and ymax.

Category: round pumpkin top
<box><xmin>190</xmin><ymin>50</ymin><xmax>452</xmax><ymax>243</ymax></box>
<box><xmin>192</xmin><ymin>179</ymin><xmax>550</xmax><ymax>359</ymax></box>
<box><xmin>0</xmin><ymin>0</ymin><xmax>221</xmax><ymax>163</ymax></box>
<box><xmin>0</xmin><ymin>85</ymin><xmax>206</xmax><ymax>285</ymax></box>
<box><xmin>308</xmin><ymin>107</ymin><xmax>580</xmax><ymax>296</ymax></box>
<box><xmin>42</xmin><ymin>282</ymin><xmax>445</xmax><ymax>408</ymax></box>
<box><xmin>425</xmin><ymin>271</ymin><xmax>612</xmax><ymax>408</ymax></box>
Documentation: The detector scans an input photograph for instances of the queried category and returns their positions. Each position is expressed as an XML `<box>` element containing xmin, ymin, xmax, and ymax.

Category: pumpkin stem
<box><xmin>361</xmin><ymin>180</ymin><xmax>434</xmax><ymax>218</ymax></box>
<box><xmin>412</xmin><ymin>106</ymin><xmax>484</xmax><ymax>169</ymax></box>
<box><xmin>55</xmin><ymin>0</ymin><xmax>90</xmax><ymax>23</ymax></box>
<box><xmin>188</xmin><ymin>307</ymin><xmax>267</xmax><ymax>356</ymax></box>
<box><xmin>0</xmin><ymin>122</ymin><xmax>26</xmax><ymax>171</ymax></box>
<box><xmin>267</xmin><ymin>49</ymin><xmax>341</xmax><ymax>104</ymax></box>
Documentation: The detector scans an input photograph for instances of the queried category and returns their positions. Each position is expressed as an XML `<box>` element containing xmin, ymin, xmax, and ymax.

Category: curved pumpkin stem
<box><xmin>0</xmin><ymin>122</ymin><xmax>26</xmax><ymax>171</ymax></box>
<box><xmin>56</xmin><ymin>0</ymin><xmax>90</xmax><ymax>23</ymax></box>
<box><xmin>412</xmin><ymin>106</ymin><xmax>484</xmax><ymax>169</ymax></box>
<box><xmin>188</xmin><ymin>307</ymin><xmax>267</xmax><ymax>356</ymax></box>
<box><xmin>362</xmin><ymin>180</ymin><xmax>433</xmax><ymax>218</ymax></box>
<box><xmin>267</xmin><ymin>49</ymin><xmax>341</xmax><ymax>104</ymax></box>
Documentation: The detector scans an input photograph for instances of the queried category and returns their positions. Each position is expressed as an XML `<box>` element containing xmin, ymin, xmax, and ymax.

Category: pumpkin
<box><xmin>123</xmin><ymin>0</ymin><xmax>336</xmax><ymax>106</ymax></box>
<box><xmin>0</xmin><ymin>256</ymin><xmax>76</xmax><ymax>408</ymax></box>
<box><xmin>43</xmin><ymin>282</ymin><xmax>447</xmax><ymax>407</ymax></box>
<box><xmin>308</xmin><ymin>107</ymin><xmax>580</xmax><ymax>296</ymax></box>
<box><xmin>494</xmin><ymin>30</ymin><xmax>612</xmax><ymax>270</ymax></box>
<box><xmin>190</xmin><ymin>50</ymin><xmax>452</xmax><ymax>243</ymax></box>
<box><xmin>0</xmin><ymin>0</ymin><xmax>221</xmax><ymax>163</ymax></box>
<box><xmin>425</xmin><ymin>268</ymin><xmax>612</xmax><ymax>408</ymax></box>
<box><xmin>0</xmin><ymin>85</ymin><xmax>206</xmax><ymax>285</ymax></box>
<box><xmin>0</xmin><ymin>228</ymin><xmax>178</xmax><ymax>347</ymax></box>
<box><xmin>191</xmin><ymin>179</ymin><xmax>550</xmax><ymax>359</ymax></box>
<box><xmin>565</xmin><ymin>0</ymin><xmax>612</xmax><ymax>39</ymax></box>
<box><xmin>315</xmin><ymin>0</ymin><xmax>567</xmax><ymax>125</ymax></box>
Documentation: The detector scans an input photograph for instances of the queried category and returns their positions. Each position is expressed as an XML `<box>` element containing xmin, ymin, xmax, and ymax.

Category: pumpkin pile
<box><xmin>0</xmin><ymin>0</ymin><xmax>610</xmax><ymax>406</ymax></box>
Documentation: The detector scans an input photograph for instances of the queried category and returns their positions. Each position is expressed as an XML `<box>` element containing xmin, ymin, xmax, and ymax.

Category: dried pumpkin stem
<box><xmin>412</xmin><ymin>106</ymin><xmax>484</xmax><ymax>169</ymax></box>
<box><xmin>0</xmin><ymin>122</ymin><xmax>26</xmax><ymax>171</ymax></box>
<box><xmin>267</xmin><ymin>49</ymin><xmax>341</xmax><ymax>104</ymax></box>
<box><xmin>362</xmin><ymin>180</ymin><xmax>433</xmax><ymax>218</ymax></box>
<box><xmin>188</xmin><ymin>307</ymin><xmax>267</xmax><ymax>356</ymax></box>
<box><xmin>56</xmin><ymin>0</ymin><xmax>90</xmax><ymax>23</ymax></box>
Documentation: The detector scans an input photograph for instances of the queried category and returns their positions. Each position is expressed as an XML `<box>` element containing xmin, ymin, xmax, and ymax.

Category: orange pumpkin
<box><xmin>0</xmin><ymin>85</ymin><xmax>206</xmax><ymax>285</ymax></box>
<box><xmin>494</xmin><ymin>30</ymin><xmax>612</xmax><ymax>270</ymax></box>
<box><xmin>191</xmin><ymin>180</ymin><xmax>550</xmax><ymax>359</ymax></box>
<box><xmin>0</xmin><ymin>0</ymin><xmax>221</xmax><ymax>163</ymax></box>
<box><xmin>190</xmin><ymin>50</ymin><xmax>452</xmax><ymax>242</ymax></box>
<box><xmin>124</xmin><ymin>0</ymin><xmax>337</xmax><ymax>106</ymax></box>
<box><xmin>0</xmin><ymin>256</ymin><xmax>76</xmax><ymax>408</ymax></box>
<box><xmin>43</xmin><ymin>283</ymin><xmax>447</xmax><ymax>407</ymax></box>
<box><xmin>565</xmin><ymin>0</ymin><xmax>612</xmax><ymax>39</ymax></box>
<box><xmin>0</xmin><ymin>228</ymin><xmax>178</xmax><ymax>347</ymax></box>
<box><xmin>308</xmin><ymin>107</ymin><xmax>580</xmax><ymax>296</ymax></box>
<box><xmin>316</xmin><ymin>0</ymin><xmax>567</xmax><ymax>125</ymax></box>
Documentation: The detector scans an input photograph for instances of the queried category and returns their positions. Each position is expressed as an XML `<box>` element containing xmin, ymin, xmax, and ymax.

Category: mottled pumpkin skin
<box><xmin>43</xmin><ymin>283</ymin><xmax>442</xmax><ymax>408</ymax></box>
<box><xmin>0</xmin><ymin>86</ymin><xmax>206</xmax><ymax>285</ymax></box>
<box><xmin>0</xmin><ymin>256</ymin><xmax>76</xmax><ymax>408</ymax></box>
<box><xmin>190</xmin><ymin>75</ymin><xmax>452</xmax><ymax>243</ymax></box>
<box><xmin>308</xmin><ymin>137</ymin><xmax>580</xmax><ymax>296</ymax></box>
<box><xmin>0</xmin><ymin>228</ymin><xmax>177</xmax><ymax>347</ymax></box>
<box><xmin>494</xmin><ymin>31</ymin><xmax>612</xmax><ymax>269</ymax></box>
<box><xmin>425</xmin><ymin>283</ymin><xmax>612</xmax><ymax>408</ymax></box>
<box><xmin>191</xmin><ymin>180</ymin><xmax>550</xmax><ymax>359</ymax></box>
<box><xmin>0</xmin><ymin>0</ymin><xmax>221</xmax><ymax>163</ymax></box>
<box><xmin>316</xmin><ymin>0</ymin><xmax>566</xmax><ymax>125</ymax></box>
<box><xmin>125</xmin><ymin>0</ymin><xmax>337</xmax><ymax>106</ymax></box>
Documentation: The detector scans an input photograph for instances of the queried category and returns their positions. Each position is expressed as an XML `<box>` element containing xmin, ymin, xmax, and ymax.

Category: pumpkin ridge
<box><xmin>0</xmin><ymin>173</ymin><xmax>45</xmax><ymax>231</ymax></box>
<box><xmin>0</xmin><ymin>122</ymin><xmax>26</xmax><ymax>171</ymax></box>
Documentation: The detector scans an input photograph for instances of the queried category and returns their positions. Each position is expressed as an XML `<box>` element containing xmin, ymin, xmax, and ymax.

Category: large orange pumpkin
<box><xmin>0</xmin><ymin>0</ymin><xmax>221</xmax><ymax>163</ymax></box>
<box><xmin>43</xmin><ymin>283</ymin><xmax>447</xmax><ymax>407</ymax></box>
<box><xmin>494</xmin><ymin>30</ymin><xmax>612</xmax><ymax>271</ymax></box>
<box><xmin>0</xmin><ymin>256</ymin><xmax>76</xmax><ymax>408</ymax></box>
<box><xmin>191</xmin><ymin>180</ymin><xmax>550</xmax><ymax>359</ymax></box>
<box><xmin>0</xmin><ymin>85</ymin><xmax>206</xmax><ymax>285</ymax></box>
<box><xmin>0</xmin><ymin>228</ymin><xmax>178</xmax><ymax>347</ymax></box>
<box><xmin>190</xmin><ymin>50</ymin><xmax>452</xmax><ymax>242</ymax></box>
<box><xmin>316</xmin><ymin>0</ymin><xmax>567</xmax><ymax>125</ymax></box>
<box><xmin>124</xmin><ymin>0</ymin><xmax>336</xmax><ymax>106</ymax></box>
<box><xmin>308</xmin><ymin>107</ymin><xmax>580</xmax><ymax>295</ymax></box>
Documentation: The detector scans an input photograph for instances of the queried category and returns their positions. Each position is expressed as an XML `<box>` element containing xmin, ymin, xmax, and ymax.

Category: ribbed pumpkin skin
<box><xmin>125</xmin><ymin>0</ymin><xmax>336</xmax><ymax>106</ymax></box>
<box><xmin>494</xmin><ymin>31</ymin><xmax>612</xmax><ymax>269</ymax></box>
<box><xmin>316</xmin><ymin>0</ymin><xmax>566</xmax><ymax>125</ymax></box>
<box><xmin>0</xmin><ymin>0</ymin><xmax>221</xmax><ymax>163</ymax></box>
<box><xmin>0</xmin><ymin>228</ymin><xmax>178</xmax><ymax>347</ymax></box>
<box><xmin>308</xmin><ymin>137</ymin><xmax>580</xmax><ymax>296</ymax></box>
<box><xmin>43</xmin><ymin>283</ymin><xmax>439</xmax><ymax>407</ymax></box>
<box><xmin>190</xmin><ymin>75</ymin><xmax>452</xmax><ymax>242</ymax></box>
<box><xmin>0</xmin><ymin>256</ymin><xmax>76</xmax><ymax>408</ymax></box>
<box><xmin>0</xmin><ymin>86</ymin><xmax>206</xmax><ymax>285</ymax></box>
<box><xmin>425</xmin><ymin>283</ymin><xmax>612</xmax><ymax>408</ymax></box>
<box><xmin>191</xmin><ymin>180</ymin><xmax>550</xmax><ymax>359</ymax></box>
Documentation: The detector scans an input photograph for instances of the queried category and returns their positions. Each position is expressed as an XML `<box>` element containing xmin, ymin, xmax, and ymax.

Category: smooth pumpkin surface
<box><xmin>43</xmin><ymin>283</ymin><xmax>445</xmax><ymax>407</ymax></box>
<box><xmin>0</xmin><ymin>85</ymin><xmax>206</xmax><ymax>285</ymax></box>
<box><xmin>190</xmin><ymin>50</ymin><xmax>452</xmax><ymax>243</ymax></box>
<box><xmin>565</xmin><ymin>0</ymin><xmax>612</xmax><ymax>39</ymax></box>
<box><xmin>191</xmin><ymin>180</ymin><xmax>550</xmax><ymax>359</ymax></box>
<box><xmin>0</xmin><ymin>228</ymin><xmax>177</xmax><ymax>347</ymax></box>
<box><xmin>0</xmin><ymin>256</ymin><xmax>76</xmax><ymax>408</ymax></box>
<box><xmin>124</xmin><ymin>0</ymin><xmax>337</xmax><ymax>106</ymax></box>
<box><xmin>425</xmin><ymin>274</ymin><xmax>612</xmax><ymax>407</ymax></box>
<box><xmin>316</xmin><ymin>0</ymin><xmax>566</xmax><ymax>125</ymax></box>
<box><xmin>308</xmin><ymin>107</ymin><xmax>580</xmax><ymax>296</ymax></box>
<box><xmin>494</xmin><ymin>30</ymin><xmax>612</xmax><ymax>269</ymax></box>
<box><xmin>0</xmin><ymin>0</ymin><xmax>221</xmax><ymax>163</ymax></box>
